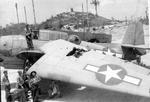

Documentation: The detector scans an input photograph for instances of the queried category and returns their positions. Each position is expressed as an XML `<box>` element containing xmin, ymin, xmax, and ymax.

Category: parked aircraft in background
<box><xmin>84</xmin><ymin>21</ymin><xmax>150</xmax><ymax>55</ymax></box>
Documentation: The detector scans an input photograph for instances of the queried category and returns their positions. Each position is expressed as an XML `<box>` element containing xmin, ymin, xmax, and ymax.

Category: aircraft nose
<box><xmin>0</xmin><ymin>37</ymin><xmax>12</xmax><ymax>56</ymax></box>
<box><xmin>0</xmin><ymin>37</ymin><xmax>4</xmax><ymax>50</ymax></box>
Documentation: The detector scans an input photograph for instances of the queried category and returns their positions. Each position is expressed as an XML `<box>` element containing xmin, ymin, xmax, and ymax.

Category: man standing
<box><xmin>29</xmin><ymin>71</ymin><xmax>41</xmax><ymax>102</ymax></box>
<box><xmin>25</xmin><ymin>24</ymin><xmax>34</xmax><ymax>50</ymax></box>
<box><xmin>16</xmin><ymin>71</ymin><xmax>24</xmax><ymax>89</ymax></box>
<box><xmin>23</xmin><ymin>74</ymin><xmax>31</xmax><ymax>101</ymax></box>
<box><xmin>2</xmin><ymin>70</ymin><xmax>11</xmax><ymax>102</ymax></box>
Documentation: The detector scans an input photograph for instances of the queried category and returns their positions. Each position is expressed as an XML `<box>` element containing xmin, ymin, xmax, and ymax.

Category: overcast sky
<box><xmin>0</xmin><ymin>0</ymin><xmax>148</xmax><ymax>27</ymax></box>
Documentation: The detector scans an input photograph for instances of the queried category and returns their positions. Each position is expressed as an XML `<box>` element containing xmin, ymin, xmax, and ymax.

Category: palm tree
<box><xmin>91</xmin><ymin>0</ymin><xmax>100</xmax><ymax>16</ymax></box>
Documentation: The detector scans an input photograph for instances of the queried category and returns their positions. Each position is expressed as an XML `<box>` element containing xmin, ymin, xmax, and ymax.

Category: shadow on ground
<box><xmin>38</xmin><ymin>79</ymin><xmax>150</xmax><ymax>102</ymax></box>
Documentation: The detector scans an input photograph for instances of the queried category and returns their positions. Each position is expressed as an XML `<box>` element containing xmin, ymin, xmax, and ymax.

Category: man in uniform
<box><xmin>2</xmin><ymin>70</ymin><xmax>11</xmax><ymax>102</ymax></box>
<box><xmin>23</xmin><ymin>74</ymin><xmax>31</xmax><ymax>101</ymax></box>
<box><xmin>25</xmin><ymin>24</ymin><xmax>34</xmax><ymax>50</ymax></box>
<box><xmin>16</xmin><ymin>71</ymin><xmax>24</xmax><ymax>89</ymax></box>
<box><xmin>29</xmin><ymin>71</ymin><xmax>41</xmax><ymax>102</ymax></box>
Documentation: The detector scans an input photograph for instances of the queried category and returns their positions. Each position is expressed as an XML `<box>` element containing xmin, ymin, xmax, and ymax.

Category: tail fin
<box><xmin>122</xmin><ymin>21</ymin><xmax>145</xmax><ymax>45</ymax></box>
<box><xmin>121</xmin><ymin>21</ymin><xmax>146</xmax><ymax>60</ymax></box>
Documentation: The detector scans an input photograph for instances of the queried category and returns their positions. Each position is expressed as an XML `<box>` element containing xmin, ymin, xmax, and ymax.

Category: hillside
<box><xmin>39</xmin><ymin>11</ymin><xmax>111</xmax><ymax>29</ymax></box>
<box><xmin>0</xmin><ymin>11</ymin><xmax>112</xmax><ymax>36</ymax></box>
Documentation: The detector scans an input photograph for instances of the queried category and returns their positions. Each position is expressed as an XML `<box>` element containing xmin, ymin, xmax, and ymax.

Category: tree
<box><xmin>91</xmin><ymin>0</ymin><xmax>100</xmax><ymax>16</ymax></box>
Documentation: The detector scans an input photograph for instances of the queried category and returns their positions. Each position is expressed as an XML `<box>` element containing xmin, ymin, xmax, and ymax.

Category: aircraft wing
<box><xmin>94</xmin><ymin>43</ymin><xmax>150</xmax><ymax>54</ymax></box>
<box><xmin>27</xmin><ymin>40</ymin><xmax>150</xmax><ymax>97</ymax></box>
<box><xmin>121</xmin><ymin>44</ymin><xmax>150</xmax><ymax>50</ymax></box>
<box><xmin>80</xmin><ymin>41</ymin><xmax>106</xmax><ymax>51</ymax></box>
<box><xmin>16</xmin><ymin>49</ymin><xmax>44</xmax><ymax>60</ymax></box>
<box><xmin>80</xmin><ymin>42</ymin><xmax>123</xmax><ymax>55</ymax></box>
<box><xmin>96</xmin><ymin>43</ymin><xmax>123</xmax><ymax>54</ymax></box>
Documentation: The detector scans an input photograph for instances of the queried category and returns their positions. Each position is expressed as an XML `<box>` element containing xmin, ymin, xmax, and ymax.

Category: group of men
<box><xmin>2</xmin><ymin>68</ymin><xmax>62</xmax><ymax>102</ymax></box>
<box><xmin>24</xmin><ymin>24</ymin><xmax>62</xmax><ymax>99</ymax></box>
<box><xmin>2</xmin><ymin>68</ymin><xmax>41</xmax><ymax>102</ymax></box>
<box><xmin>2</xmin><ymin>56</ymin><xmax>62</xmax><ymax>102</ymax></box>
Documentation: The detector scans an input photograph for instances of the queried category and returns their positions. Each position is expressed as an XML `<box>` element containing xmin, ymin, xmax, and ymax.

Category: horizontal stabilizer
<box><xmin>121</xmin><ymin>44</ymin><xmax>150</xmax><ymax>50</ymax></box>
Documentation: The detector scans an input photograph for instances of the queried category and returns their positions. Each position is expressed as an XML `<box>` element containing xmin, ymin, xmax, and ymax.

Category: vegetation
<box><xmin>0</xmin><ymin>23</ymin><xmax>26</xmax><ymax>36</ymax></box>
<box><xmin>39</xmin><ymin>11</ymin><xmax>111</xmax><ymax>30</ymax></box>
<box><xmin>0</xmin><ymin>11</ymin><xmax>112</xmax><ymax>36</ymax></box>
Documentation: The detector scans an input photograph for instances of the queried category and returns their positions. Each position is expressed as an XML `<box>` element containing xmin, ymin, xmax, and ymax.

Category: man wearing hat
<box><xmin>16</xmin><ymin>71</ymin><xmax>24</xmax><ymax>89</ymax></box>
<box><xmin>25</xmin><ymin>24</ymin><xmax>34</xmax><ymax>50</ymax></box>
<box><xmin>2</xmin><ymin>70</ymin><xmax>11</xmax><ymax>102</ymax></box>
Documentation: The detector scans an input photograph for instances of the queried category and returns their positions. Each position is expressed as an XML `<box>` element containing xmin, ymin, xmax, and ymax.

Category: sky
<box><xmin>0</xmin><ymin>0</ymin><xmax>148</xmax><ymax>27</ymax></box>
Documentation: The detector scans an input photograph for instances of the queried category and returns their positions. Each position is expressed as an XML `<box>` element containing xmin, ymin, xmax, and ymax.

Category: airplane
<box><xmin>0</xmin><ymin>20</ymin><xmax>149</xmax><ymax>70</ymax></box>
<box><xmin>19</xmin><ymin>39</ymin><xmax>150</xmax><ymax>98</ymax></box>
<box><xmin>0</xmin><ymin>24</ymin><xmax>150</xmax><ymax>98</ymax></box>
<box><xmin>80</xmin><ymin>20</ymin><xmax>150</xmax><ymax>69</ymax></box>
<box><xmin>82</xmin><ymin>20</ymin><xmax>150</xmax><ymax>56</ymax></box>
<box><xmin>0</xmin><ymin>35</ymin><xmax>47</xmax><ymax>69</ymax></box>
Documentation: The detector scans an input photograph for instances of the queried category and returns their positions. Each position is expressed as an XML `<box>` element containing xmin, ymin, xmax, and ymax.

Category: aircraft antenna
<box><xmin>82</xmin><ymin>3</ymin><xmax>86</xmax><ymax>40</ymax></box>
<box><xmin>15</xmin><ymin>3</ymin><xmax>19</xmax><ymax>24</ymax></box>
<box><xmin>24</xmin><ymin>6</ymin><xmax>28</xmax><ymax>24</ymax></box>
<box><xmin>86</xmin><ymin>0</ymin><xmax>90</xmax><ymax>31</ymax></box>
<box><xmin>31</xmin><ymin>0</ymin><xmax>37</xmax><ymax>26</ymax></box>
<box><xmin>82</xmin><ymin>3</ymin><xmax>84</xmax><ymax>30</ymax></box>
<box><xmin>146</xmin><ymin>7</ymin><xmax>150</xmax><ymax>52</ymax></box>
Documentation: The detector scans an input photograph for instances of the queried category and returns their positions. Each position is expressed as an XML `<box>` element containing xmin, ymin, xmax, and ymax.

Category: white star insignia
<box><xmin>98</xmin><ymin>65</ymin><xmax>122</xmax><ymax>83</ymax></box>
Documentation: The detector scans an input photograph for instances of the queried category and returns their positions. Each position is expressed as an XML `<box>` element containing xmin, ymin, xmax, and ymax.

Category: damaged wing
<box><xmin>27</xmin><ymin>40</ymin><xmax>150</xmax><ymax>97</ymax></box>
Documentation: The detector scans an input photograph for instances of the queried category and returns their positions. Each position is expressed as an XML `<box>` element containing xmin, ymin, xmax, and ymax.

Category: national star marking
<box><xmin>98</xmin><ymin>65</ymin><xmax>122</xmax><ymax>83</ymax></box>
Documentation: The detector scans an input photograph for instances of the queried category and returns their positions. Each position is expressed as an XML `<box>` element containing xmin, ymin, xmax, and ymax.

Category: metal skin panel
<box><xmin>27</xmin><ymin>40</ymin><xmax>150</xmax><ymax>98</ymax></box>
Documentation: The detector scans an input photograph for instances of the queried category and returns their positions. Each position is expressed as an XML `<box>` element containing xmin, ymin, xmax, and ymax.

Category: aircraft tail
<box><xmin>121</xmin><ymin>21</ymin><xmax>146</xmax><ymax>60</ymax></box>
<box><xmin>122</xmin><ymin>21</ymin><xmax>145</xmax><ymax>45</ymax></box>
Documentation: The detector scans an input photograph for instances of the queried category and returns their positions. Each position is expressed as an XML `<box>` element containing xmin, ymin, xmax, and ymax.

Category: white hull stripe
<box><xmin>123</xmin><ymin>75</ymin><xmax>141</xmax><ymax>86</ymax></box>
<box><xmin>85</xmin><ymin>65</ymin><xmax>99</xmax><ymax>73</ymax></box>
<box><xmin>85</xmin><ymin>65</ymin><xmax>141</xmax><ymax>86</ymax></box>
